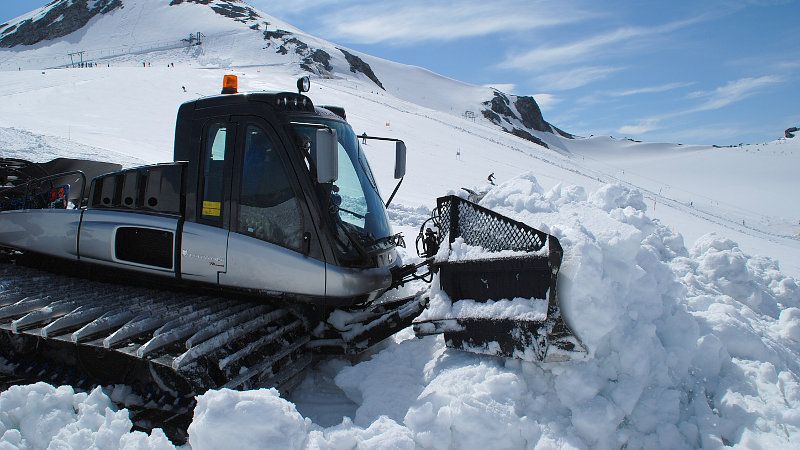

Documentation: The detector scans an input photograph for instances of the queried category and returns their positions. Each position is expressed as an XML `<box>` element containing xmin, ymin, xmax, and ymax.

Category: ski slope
<box><xmin>0</xmin><ymin>64</ymin><xmax>798</xmax><ymax>449</ymax></box>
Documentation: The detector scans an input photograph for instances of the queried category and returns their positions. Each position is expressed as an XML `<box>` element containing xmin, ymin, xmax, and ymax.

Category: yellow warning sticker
<box><xmin>202</xmin><ymin>201</ymin><xmax>221</xmax><ymax>217</ymax></box>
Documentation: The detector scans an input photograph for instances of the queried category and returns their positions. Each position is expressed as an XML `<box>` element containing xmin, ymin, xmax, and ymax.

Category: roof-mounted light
<box><xmin>297</xmin><ymin>76</ymin><xmax>310</xmax><ymax>94</ymax></box>
<box><xmin>222</xmin><ymin>74</ymin><xmax>238</xmax><ymax>94</ymax></box>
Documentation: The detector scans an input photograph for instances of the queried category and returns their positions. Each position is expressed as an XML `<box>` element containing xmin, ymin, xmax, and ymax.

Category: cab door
<box><xmin>219</xmin><ymin>117</ymin><xmax>326</xmax><ymax>298</ymax></box>
<box><xmin>181</xmin><ymin>119</ymin><xmax>235</xmax><ymax>283</ymax></box>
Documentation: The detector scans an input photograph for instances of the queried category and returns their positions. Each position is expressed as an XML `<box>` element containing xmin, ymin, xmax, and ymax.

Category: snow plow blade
<box><xmin>413</xmin><ymin>195</ymin><xmax>587</xmax><ymax>362</ymax></box>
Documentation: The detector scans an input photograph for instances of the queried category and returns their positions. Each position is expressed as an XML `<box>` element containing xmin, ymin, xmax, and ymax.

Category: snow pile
<box><xmin>330</xmin><ymin>174</ymin><xmax>800</xmax><ymax>449</ymax></box>
<box><xmin>0</xmin><ymin>127</ymin><xmax>145</xmax><ymax>167</ymax></box>
<box><xmin>189</xmin><ymin>387</ymin><xmax>416</xmax><ymax>449</ymax></box>
<box><xmin>0</xmin><ymin>383</ymin><xmax>171</xmax><ymax>449</ymax></box>
<box><xmin>438</xmin><ymin>237</ymin><xmax>539</xmax><ymax>262</ymax></box>
<box><xmin>188</xmin><ymin>388</ymin><xmax>310</xmax><ymax>450</ymax></box>
<box><xmin>2</xmin><ymin>174</ymin><xmax>798</xmax><ymax>449</ymax></box>
<box><xmin>589</xmin><ymin>183</ymin><xmax>648</xmax><ymax>212</ymax></box>
<box><xmin>445</xmin><ymin>297</ymin><xmax>549</xmax><ymax>321</ymax></box>
<box><xmin>672</xmin><ymin>234</ymin><xmax>800</xmax><ymax>447</ymax></box>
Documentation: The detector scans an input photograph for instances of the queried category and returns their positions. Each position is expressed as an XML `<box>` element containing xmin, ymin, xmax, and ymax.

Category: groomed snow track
<box><xmin>0</xmin><ymin>260</ymin><xmax>312</xmax><ymax>419</ymax></box>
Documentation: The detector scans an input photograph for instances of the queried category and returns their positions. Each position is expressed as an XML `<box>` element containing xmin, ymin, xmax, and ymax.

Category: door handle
<box><xmin>303</xmin><ymin>232</ymin><xmax>311</xmax><ymax>256</ymax></box>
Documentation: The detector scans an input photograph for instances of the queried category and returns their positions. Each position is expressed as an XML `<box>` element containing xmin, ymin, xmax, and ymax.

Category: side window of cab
<box><xmin>237</xmin><ymin>125</ymin><xmax>303</xmax><ymax>251</ymax></box>
<box><xmin>200</xmin><ymin>122</ymin><xmax>228</xmax><ymax>223</ymax></box>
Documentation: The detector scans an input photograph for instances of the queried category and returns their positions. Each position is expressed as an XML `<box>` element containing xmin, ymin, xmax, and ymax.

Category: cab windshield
<box><xmin>291</xmin><ymin>119</ymin><xmax>392</xmax><ymax>249</ymax></box>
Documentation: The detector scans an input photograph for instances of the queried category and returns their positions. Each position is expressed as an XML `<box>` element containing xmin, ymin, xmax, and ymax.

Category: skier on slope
<box><xmin>488</xmin><ymin>172</ymin><xmax>496</xmax><ymax>185</ymax></box>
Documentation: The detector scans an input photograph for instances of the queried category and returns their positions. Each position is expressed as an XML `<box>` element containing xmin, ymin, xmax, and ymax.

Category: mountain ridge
<box><xmin>0</xmin><ymin>0</ymin><xmax>567</xmax><ymax>147</ymax></box>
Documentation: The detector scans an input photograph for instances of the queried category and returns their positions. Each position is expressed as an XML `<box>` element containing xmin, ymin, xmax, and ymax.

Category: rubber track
<box><xmin>0</xmin><ymin>262</ymin><xmax>312</xmax><ymax>399</ymax></box>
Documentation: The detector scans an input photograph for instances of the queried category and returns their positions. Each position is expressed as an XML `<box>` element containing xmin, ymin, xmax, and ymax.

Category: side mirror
<box><xmin>394</xmin><ymin>141</ymin><xmax>406</xmax><ymax>179</ymax></box>
<box><xmin>316</xmin><ymin>128</ymin><xmax>338</xmax><ymax>184</ymax></box>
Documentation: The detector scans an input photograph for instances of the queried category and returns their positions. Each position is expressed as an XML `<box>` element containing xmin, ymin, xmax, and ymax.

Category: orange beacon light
<box><xmin>222</xmin><ymin>74</ymin><xmax>238</xmax><ymax>94</ymax></box>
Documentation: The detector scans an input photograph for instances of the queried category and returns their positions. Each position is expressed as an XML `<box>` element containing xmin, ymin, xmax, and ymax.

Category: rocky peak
<box><xmin>338</xmin><ymin>48</ymin><xmax>385</xmax><ymax>90</ymax></box>
<box><xmin>0</xmin><ymin>0</ymin><xmax>123</xmax><ymax>48</ymax></box>
<box><xmin>169</xmin><ymin>0</ymin><xmax>260</xmax><ymax>24</ymax></box>
<box><xmin>262</xmin><ymin>30</ymin><xmax>384</xmax><ymax>89</ymax></box>
<box><xmin>481</xmin><ymin>91</ymin><xmax>573</xmax><ymax>147</ymax></box>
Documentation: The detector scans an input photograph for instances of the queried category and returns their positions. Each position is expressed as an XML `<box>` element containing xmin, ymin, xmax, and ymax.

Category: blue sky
<box><xmin>2</xmin><ymin>0</ymin><xmax>798</xmax><ymax>145</ymax></box>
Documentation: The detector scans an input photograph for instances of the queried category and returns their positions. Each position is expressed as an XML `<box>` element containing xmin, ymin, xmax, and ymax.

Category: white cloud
<box><xmin>688</xmin><ymin>75</ymin><xmax>784</xmax><ymax>112</ymax></box>
<box><xmin>607</xmin><ymin>81</ymin><xmax>695</xmax><ymax>97</ymax></box>
<box><xmin>613</xmin><ymin>75</ymin><xmax>785</xmax><ymax>138</ymax></box>
<box><xmin>483</xmin><ymin>83</ymin><xmax>516</xmax><ymax>93</ymax></box>
<box><xmin>308</xmin><ymin>1</ymin><xmax>592</xmax><ymax>45</ymax></box>
<box><xmin>533</xmin><ymin>93</ymin><xmax>560</xmax><ymax>111</ymax></box>
<box><xmin>500</xmin><ymin>16</ymin><xmax>705</xmax><ymax>71</ymax></box>
<box><xmin>618</xmin><ymin>119</ymin><xmax>660</xmax><ymax>135</ymax></box>
<box><xmin>533</xmin><ymin>66</ymin><xmax>622</xmax><ymax>90</ymax></box>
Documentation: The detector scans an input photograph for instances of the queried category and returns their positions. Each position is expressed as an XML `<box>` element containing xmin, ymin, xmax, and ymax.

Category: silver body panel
<box><xmin>180</xmin><ymin>221</ymin><xmax>228</xmax><ymax>284</ymax></box>
<box><xmin>220</xmin><ymin>233</ymin><xmax>326</xmax><ymax>296</ymax></box>
<box><xmin>0</xmin><ymin>209</ymin><xmax>81</xmax><ymax>259</ymax></box>
<box><xmin>0</xmin><ymin>207</ymin><xmax>397</xmax><ymax>303</ymax></box>
<box><xmin>325</xmin><ymin>263</ymin><xmax>393</xmax><ymax>300</ymax></box>
<box><xmin>78</xmin><ymin>210</ymin><xmax>178</xmax><ymax>277</ymax></box>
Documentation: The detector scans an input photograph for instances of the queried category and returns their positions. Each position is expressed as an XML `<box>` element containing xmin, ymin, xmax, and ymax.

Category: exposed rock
<box><xmin>337</xmin><ymin>48</ymin><xmax>384</xmax><ymax>90</ymax></box>
<box><xmin>550</xmin><ymin>125</ymin><xmax>575</xmax><ymax>139</ymax></box>
<box><xmin>264</xmin><ymin>31</ymin><xmax>332</xmax><ymax>76</ymax></box>
<box><xmin>0</xmin><ymin>24</ymin><xmax>17</xmax><ymax>36</ymax></box>
<box><xmin>481</xmin><ymin>109</ymin><xmax>504</xmax><ymax>127</ymax></box>
<box><xmin>0</xmin><ymin>0</ymin><xmax>123</xmax><ymax>48</ymax></box>
<box><xmin>480</xmin><ymin>91</ymin><xmax>572</xmax><ymax>147</ymax></box>
<box><xmin>510</xmin><ymin>128</ymin><xmax>549</xmax><ymax>148</ymax></box>
<box><xmin>263</xmin><ymin>29</ymin><xmax>290</xmax><ymax>40</ymax></box>
<box><xmin>170</xmin><ymin>0</ymin><xmax>260</xmax><ymax>24</ymax></box>
<box><xmin>514</xmin><ymin>96</ymin><xmax>550</xmax><ymax>133</ymax></box>
<box><xmin>300</xmin><ymin>49</ymin><xmax>332</xmax><ymax>75</ymax></box>
<box><xmin>276</xmin><ymin>37</ymin><xmax>308</xmax><ymax>55</ymax></box>
<box><xmin>485</xmin><ymin>92</ymin><xmax>516</xmax><ymax>120</ymax></box>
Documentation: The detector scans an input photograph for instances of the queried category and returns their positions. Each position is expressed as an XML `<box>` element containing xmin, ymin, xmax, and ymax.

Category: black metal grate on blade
<box><xmin>436</xmin><ymin>195</ymin><xmax>548</xmax><ymax>253</ymax></box>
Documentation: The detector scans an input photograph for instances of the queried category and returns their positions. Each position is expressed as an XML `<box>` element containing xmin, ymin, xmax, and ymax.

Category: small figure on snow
<box><xmin>487</xmin><ymin>172</ymin><xmax>496</xmax><ymax>185</ymax></box>
<box><xmin>182</xmin><ymin>86</ymin><xmax>187</xmax><ymax>93</ymax></box>
<box><xmin>456</xmin><ymin>149</ymin><xmax>461</xmax><ymax>160</ymax></box>
<box><xmin>361</xmin><ymin>132</ymin><xmax>367</xmax><ymax>144</ymax></box>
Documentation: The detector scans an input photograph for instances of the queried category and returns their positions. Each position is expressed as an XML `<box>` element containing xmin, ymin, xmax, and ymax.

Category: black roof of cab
<box><xmin>187</xmin><ymin>91</ymin><xmax>317</xmax><ymax>114</ymax></box>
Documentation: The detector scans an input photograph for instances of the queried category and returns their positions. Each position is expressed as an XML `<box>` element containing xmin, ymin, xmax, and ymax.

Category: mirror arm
<box><xmin>384</xmin><ymin>176</ymin><xmax>404</xmax><ymax>208</ymax></box>
<box><xmin>360</xmin><ymin>135</ymin><xmax>401</xmax><ymax>143</ymax></box>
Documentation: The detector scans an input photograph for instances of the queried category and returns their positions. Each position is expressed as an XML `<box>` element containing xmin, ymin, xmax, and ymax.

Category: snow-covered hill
<box><xmin>0</xmin><ymin>0</ymin><xmax>563</xmax><ymax>147</ymax></box>
<box><xmin>0</xmin><ymin>1</ymin><xmax>799</xmax><ymax>449</ymax></box>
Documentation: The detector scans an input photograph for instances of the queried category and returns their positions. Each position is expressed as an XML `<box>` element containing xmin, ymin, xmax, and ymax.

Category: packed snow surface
<box><xmin>2</xmin><ymin>175</ymin><xmax>798</xmax><ymax>449</ymax></box>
